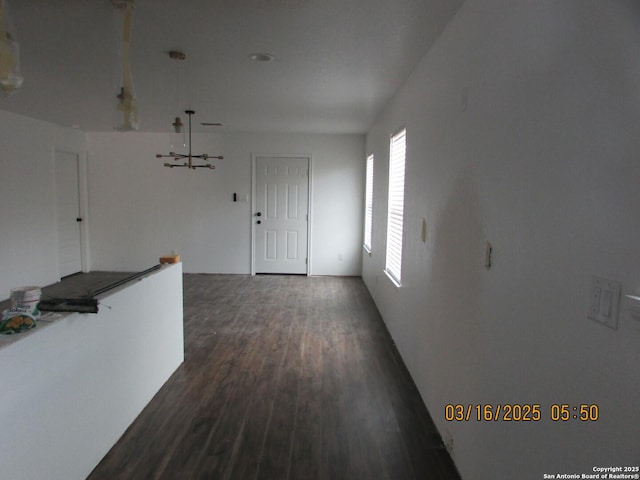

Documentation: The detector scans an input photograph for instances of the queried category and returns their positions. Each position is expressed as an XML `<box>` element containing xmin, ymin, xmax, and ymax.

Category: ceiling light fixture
<box><xmin>156</xmin><ymin>110</ymin><xmax>223</xmax><ymax>169</ymax></box>
<box><xmin>156</xmin><ymin>50</ymin><xmax>223</xmax><ymax>170</ymax></box>
<box><xmin>112</xmin><ymin>0</ymin><xmax>138</xmax><ymax>131</ymax></box>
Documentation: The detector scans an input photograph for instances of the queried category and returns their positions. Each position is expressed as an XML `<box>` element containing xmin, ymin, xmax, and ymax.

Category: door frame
<box><xmin>251</xmin><ymin>153</ymin><xmax>313</xmax><ymax>276</ymax></box>
<box><xmin>52</xmin><ymin>148</ymin><xmax>90</xmax><ymax>278</ymax></box>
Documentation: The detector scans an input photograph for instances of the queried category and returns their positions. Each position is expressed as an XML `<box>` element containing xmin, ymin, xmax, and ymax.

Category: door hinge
<box><xmin>305</xmin><ymin>258</ymin><xmax>308</xmax><ymax>265</ymax></box>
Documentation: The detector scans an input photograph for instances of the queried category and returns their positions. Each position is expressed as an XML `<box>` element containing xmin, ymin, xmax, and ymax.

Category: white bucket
<box><xmin>10</xmin><ymin>286</ymin><xmax>41</xmax><ymax>317</ymax></box>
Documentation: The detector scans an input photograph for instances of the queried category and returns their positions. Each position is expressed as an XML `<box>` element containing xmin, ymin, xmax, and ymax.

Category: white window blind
<box><xmin>363</xmin><ymin>154</ymin><xmax>374</xmax><ymax>251</ymax></box>
<box><xmin>385</xmin><ymin>128</ymin><xmax>406</xmax><ymax>285</ymax></box>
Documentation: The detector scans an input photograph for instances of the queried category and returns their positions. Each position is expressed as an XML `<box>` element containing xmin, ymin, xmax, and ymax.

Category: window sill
<box><xmin>384</xmin><ymin>269</ymin><xmax>401</xmax><ymax>289</ymax></box>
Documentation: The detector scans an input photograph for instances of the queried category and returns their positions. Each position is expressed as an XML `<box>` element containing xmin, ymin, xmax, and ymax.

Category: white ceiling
<box><xmin>1</xmin><ymin>0</ymin><xmax>463</xmax><ymax>134</ymax></box>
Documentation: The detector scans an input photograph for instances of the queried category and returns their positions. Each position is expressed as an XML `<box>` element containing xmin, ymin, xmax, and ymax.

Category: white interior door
<box><xmin>55</xmin><ymin>151</ymin><xmax>83</xmax><ymax>277</ymax></box>
<box><xmin>254</xmin><ymin>156</ymin><xmax>309</xmax><ymax>274</ymax></box>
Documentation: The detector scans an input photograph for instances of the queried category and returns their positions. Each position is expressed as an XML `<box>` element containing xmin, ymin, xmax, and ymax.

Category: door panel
<box><xmin>265</xmin><ymin>230</ymin><xmax>277</xmax><ymax>259</ymax></box>
<box><xmin>55</xmin><ymin>151</ymin><xmax>83</xmax><ymax>277</ymax></box>
<box><xmin>254</xmin><ymin>156</ymin><xmax>309</xmax><ymax>274</ymax></box>
<box><xmin>286</xmin><ymin>230</ymin><xmax>298</xmax><ymax>259</ymax></box>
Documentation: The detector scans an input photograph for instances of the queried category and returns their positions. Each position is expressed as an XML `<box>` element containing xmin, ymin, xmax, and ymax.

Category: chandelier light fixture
<box><xmin>112</xmin><ymin>0</ymin><xmax>138</xmax><ymax>131</ymax></box>
<box><xmin>157</xmin><ymin>50</ymin><xmax>223</xmax><ymax>170</ymax></box>
<box><xmin>0</xmin><ymin>0</ymin><xmax>23</xmax><ymax>98</ymax></box>
<box><xmin>156</xmin><ymin>109</ymin><xmax>223</xmax><ymax>169</ymax></box>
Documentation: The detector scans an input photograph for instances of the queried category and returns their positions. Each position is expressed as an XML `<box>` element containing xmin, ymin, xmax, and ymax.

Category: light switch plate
<box><xmin>588</xmin><ymin>276</ymin><xmax>621</xmax><ymax>329</ymax></box>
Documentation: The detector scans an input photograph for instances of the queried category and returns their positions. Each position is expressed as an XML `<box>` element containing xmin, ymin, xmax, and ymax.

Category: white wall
<box><xmin>0</xmin><ymin>263</ymin><xmax>183</xmax><ymax>480</ymax></box>
<box><xmin>0</xmin><ymin>110</ymin><xmax>86</xmax><ymax>301</ymax></box>
<box><xmin>0</xmin><ymin>109</ymin><xmax>363</xmax><ymax>298</ymax></box>
<box><xmin>87</xmin><ymin>131</ymin><xmax>364</xmax><ymax>276</ymax></box>
<box><xmin>364</xmin><ymin>1</ymin><xmax>640</xmax><ymax>479</ymax></box>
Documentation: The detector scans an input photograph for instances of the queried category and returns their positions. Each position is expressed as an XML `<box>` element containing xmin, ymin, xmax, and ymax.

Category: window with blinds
<box><xmin>385</xmin><ymin>128</ymin><xmax>406</xmax><ymax>286</ymax></box>
<box><xmin>363</xmin><ymin>154</ymin><xmax>374</xmax><ymax>252</ymax></box>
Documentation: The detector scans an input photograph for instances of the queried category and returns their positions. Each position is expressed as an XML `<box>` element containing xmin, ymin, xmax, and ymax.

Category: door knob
<box><xmin>256</xmin><ymin>220</ymin><xmax>262</xmax><ymax>225</ymax></box>
<box><xmin>256</xmin><ymin>212</ymin><xmax>262</xmax><ymax>217</ymax></box>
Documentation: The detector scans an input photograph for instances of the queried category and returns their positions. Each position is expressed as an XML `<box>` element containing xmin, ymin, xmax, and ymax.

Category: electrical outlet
<box><xmin>588</xmin><ymin>276</ymin><xmax>621</xmax><ymax>330</ymax></box>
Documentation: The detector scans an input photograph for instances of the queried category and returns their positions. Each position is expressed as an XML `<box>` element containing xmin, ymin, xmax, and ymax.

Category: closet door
<box><xmin>55</xmin><ymin>151</ymin><xmax>83</xmax><ymax>277</ymax></box>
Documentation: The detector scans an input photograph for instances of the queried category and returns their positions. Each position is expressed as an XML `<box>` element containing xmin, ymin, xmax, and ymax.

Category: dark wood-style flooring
<box><xmin>84</xmin><ymin>274</ymin><xmax>461</xmax><ymax>480</ymax></box>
